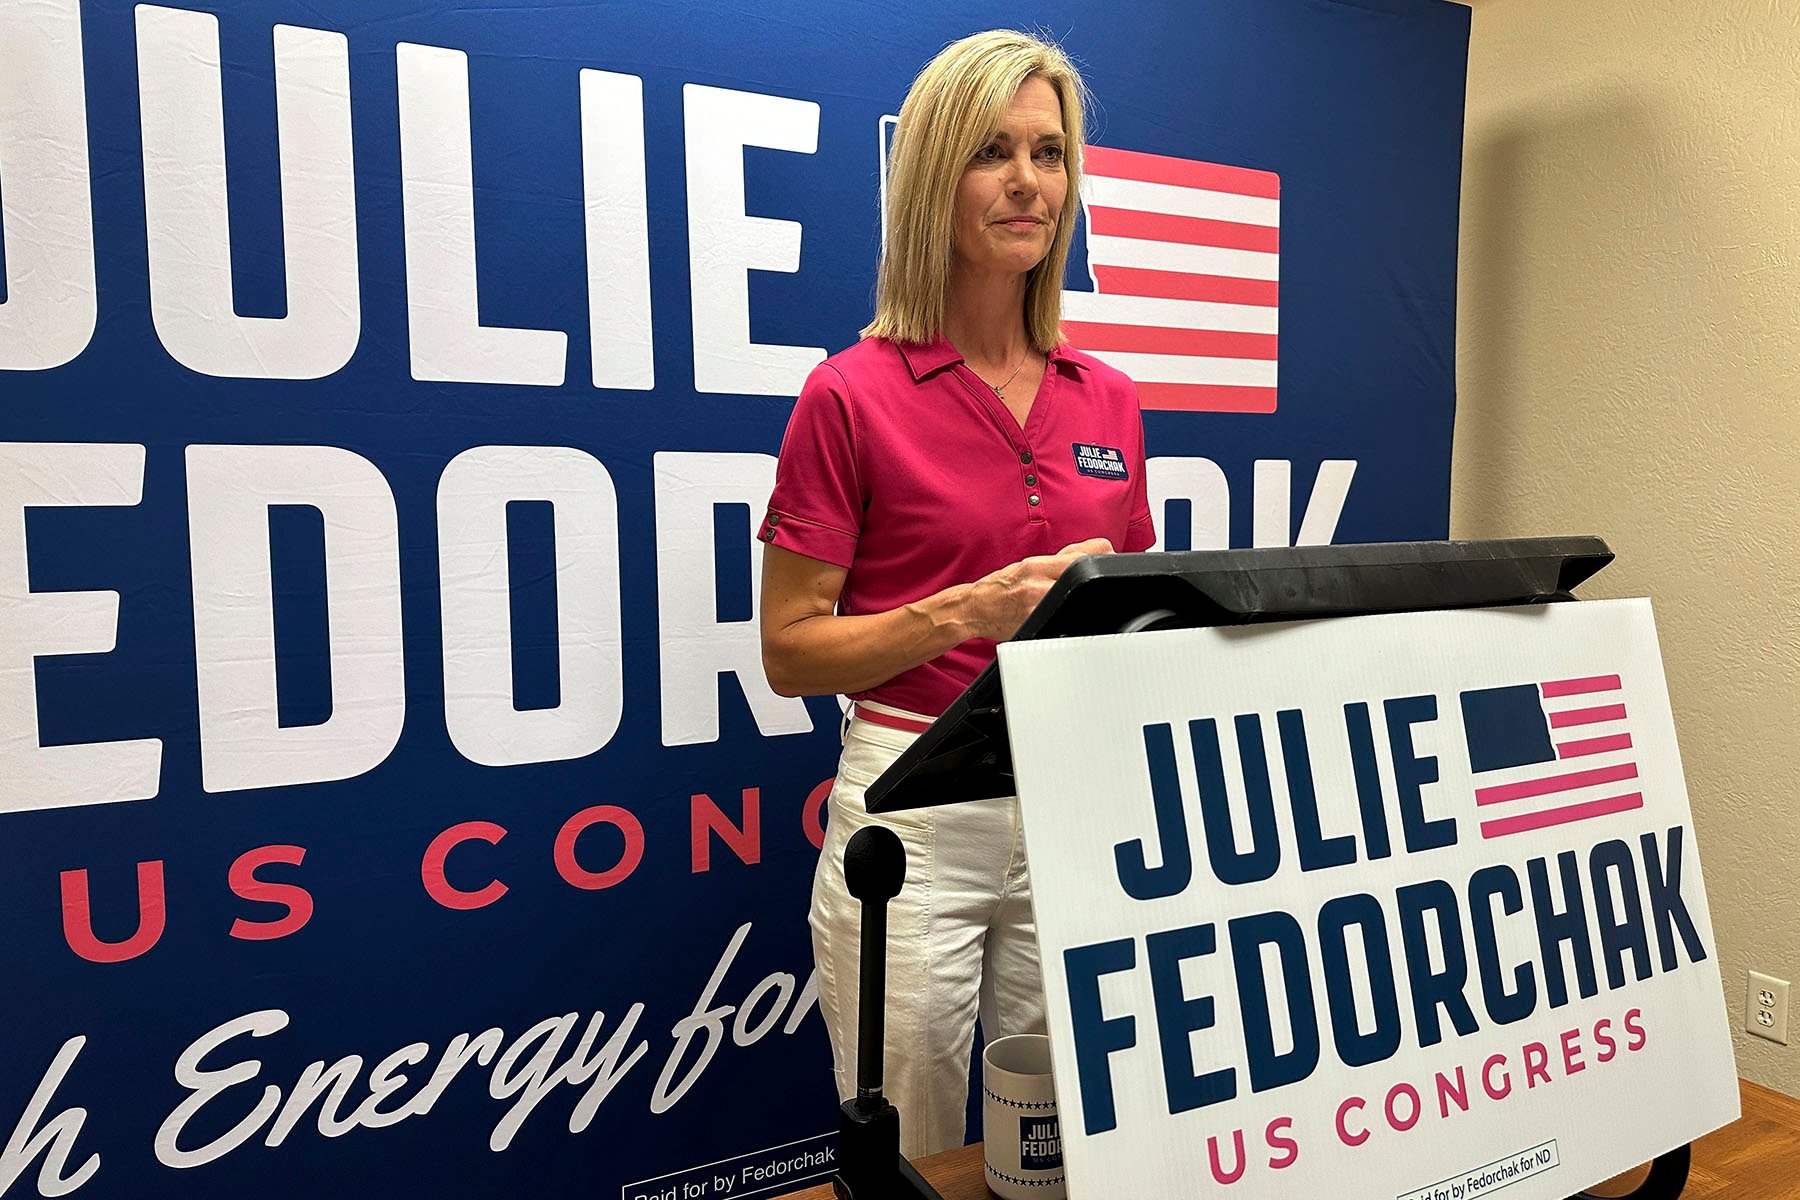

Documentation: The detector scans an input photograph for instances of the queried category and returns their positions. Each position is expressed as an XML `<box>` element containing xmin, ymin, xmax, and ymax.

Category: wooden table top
<box><xmin>773</xmin><ymin>1079</ymin><xmax>1800</xmax><ymax>1200</ymax></box>
<box><xmin>776</xmin><ymin>1141</ymin><xmax>984</xmax><ymax>1200</ymax></box>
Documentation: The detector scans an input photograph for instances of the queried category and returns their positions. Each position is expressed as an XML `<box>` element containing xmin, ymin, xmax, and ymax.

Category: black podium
<box><xmin>866</xmin><ymin>536</ymin><xmax>1614</xmax><ymax>815</ymax></box>
<box><xmin>830</xmin><ymin>537</ymin><xmax>1692</xmax><ymax>1200</ymax></box>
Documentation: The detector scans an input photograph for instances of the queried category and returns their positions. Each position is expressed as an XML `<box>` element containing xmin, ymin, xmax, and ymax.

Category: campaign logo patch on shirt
<box><xmin>1072</xmin><ymin>442</ymin><xmax>1129</xmax><ymax>480</ymax></box>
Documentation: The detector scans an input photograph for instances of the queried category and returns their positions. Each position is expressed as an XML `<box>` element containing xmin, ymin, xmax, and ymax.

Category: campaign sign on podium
<box><xmin>996</xmin><ymin>598</ymin><xmax>1738</xmax><ymax>1199</ymax></box>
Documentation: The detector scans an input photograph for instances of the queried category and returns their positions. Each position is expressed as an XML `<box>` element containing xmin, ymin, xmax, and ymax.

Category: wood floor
<box><xmin>1589</xmin><ymin>1079</ymin><xmax>1800</xmax><ymax>1198</ymax></box>
<box><xmin>1681</xmin><ymin>1079</ymin><xmax>1800</xmax><ymax>1198</ymax></box>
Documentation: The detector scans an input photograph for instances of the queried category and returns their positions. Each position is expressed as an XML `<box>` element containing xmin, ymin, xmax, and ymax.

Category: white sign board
<box><xmin>997</xmin><ymin>599</ymin><xmax>1738</xmax><ymax>1199</ymax></box>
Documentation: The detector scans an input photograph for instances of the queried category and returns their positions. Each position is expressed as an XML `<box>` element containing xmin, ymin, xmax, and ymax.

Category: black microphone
<box><xmin>832</xmin><ymin>824</ymin><xmax>942</xmax><ymax>1200</ymax></box>
<box><xmin>843</xmin><ymin>825</ymin><xmax>905</xmax><ymax>1098</ymax></box>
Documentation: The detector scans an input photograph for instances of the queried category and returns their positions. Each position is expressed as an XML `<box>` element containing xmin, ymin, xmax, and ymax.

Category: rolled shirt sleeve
<box><xmin>762</xmin><ymin>363</ymin><xmax>863</xmax><ymax>569</ymax></box>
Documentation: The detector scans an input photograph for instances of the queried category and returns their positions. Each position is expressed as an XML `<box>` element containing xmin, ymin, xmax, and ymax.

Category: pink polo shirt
<box><xmin>762</xmin><ymin>334</ymin><xmax>1155</xmax><ymax>717</ymax></box>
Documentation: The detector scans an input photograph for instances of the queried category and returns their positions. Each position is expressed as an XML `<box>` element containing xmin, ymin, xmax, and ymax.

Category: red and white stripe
<box><xmin>1062</xmin><ymin>146</ymin><xmax>1280</xmax><ymax>414</ymax></box>
<box><xmin>1476</xmin><ymin>674</ymin><xmax>1641</xmax><ymax>840</ymax></box>
<box><xmin>852</xmin><ymin>699</ymin><xmax>934</xmax><ymax>735</ymax></box>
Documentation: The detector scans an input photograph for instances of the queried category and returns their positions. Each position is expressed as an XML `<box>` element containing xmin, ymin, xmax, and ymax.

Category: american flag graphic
<box><xmin>1459</xmin><ymin>674</ymin><xmax>1641</xmax><ymax>840</ymax></box>
<box><xmin>1062</xmin><ymin>146</ymin><xmax>1280</xmax><ymax>414</ymax></box>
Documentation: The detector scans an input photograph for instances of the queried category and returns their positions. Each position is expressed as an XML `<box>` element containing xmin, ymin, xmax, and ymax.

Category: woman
<box><xmin>758</xmin><ymin>30</ymin><xmax>1155</xmax><ymax>1157</ymax></box>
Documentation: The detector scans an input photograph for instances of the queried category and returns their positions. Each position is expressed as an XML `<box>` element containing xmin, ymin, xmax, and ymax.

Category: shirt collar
<box><xmin>895</xmin><ymin>335</ymin><xmax>1091</xmax><ymax>382</ymax></box>
<box><xmin>896</xmin><ymin>335</ymin><xmax>962</xmax><ymax>380</ymax></box>
<box><xmin>1048</xmin><ymin>342</ymin><xmax>1091</xmax><ymax>373</ymax></box>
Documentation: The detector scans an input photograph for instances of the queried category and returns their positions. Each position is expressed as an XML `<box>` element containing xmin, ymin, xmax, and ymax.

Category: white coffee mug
<box><xmin>982</xmin><ymin>1033</ymin><xmax>1065</xmax><ymax>1199</ymax></box>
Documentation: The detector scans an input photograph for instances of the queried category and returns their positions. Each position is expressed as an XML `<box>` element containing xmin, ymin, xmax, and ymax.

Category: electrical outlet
<box><xmin>1747</xmin><ymin>971</ymin><xmax>1790</xmax><ymax>1045</ymax></box>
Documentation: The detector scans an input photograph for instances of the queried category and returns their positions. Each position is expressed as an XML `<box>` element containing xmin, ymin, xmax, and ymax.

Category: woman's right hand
<box><xmin>760</xmin><ymin>537</ymin><xmax>1114</xmax><ymax>698</ymax></box>
<box><xmin>963</xmin><ymin>538</ymin><xmax>1115</xmax><ymax>642</ymax></box>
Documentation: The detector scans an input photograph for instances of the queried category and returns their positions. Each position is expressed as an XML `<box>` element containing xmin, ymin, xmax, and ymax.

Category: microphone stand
<box><xmin>830</xmin><ymin>825</ymin><xmax>945</xmax><ymax>1200</ymax></box>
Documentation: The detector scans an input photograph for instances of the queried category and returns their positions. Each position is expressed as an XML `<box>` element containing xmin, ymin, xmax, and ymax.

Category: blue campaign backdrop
<box><xmin>0</xmin><ymin>0</ymin><xmax>1468</xmax><ymax>1195</ymax></box>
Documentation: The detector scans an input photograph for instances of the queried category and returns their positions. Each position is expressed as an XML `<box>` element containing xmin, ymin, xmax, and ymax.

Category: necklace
<box><xmin>978</xmin><ymin>350</ymin><xmax>1032</xmax><ymax>400</ymax></box>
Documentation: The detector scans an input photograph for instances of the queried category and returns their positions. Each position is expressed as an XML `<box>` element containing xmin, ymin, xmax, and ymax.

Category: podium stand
<box><xmin>831</xmin><ymin>538</ymin><xmax>1692</xmax><ymax>1200</ymax></box>
<box><xmin>866</xmin><ymin>537</ymin><xmax>1613</xmax><ymax>814</ymax></box>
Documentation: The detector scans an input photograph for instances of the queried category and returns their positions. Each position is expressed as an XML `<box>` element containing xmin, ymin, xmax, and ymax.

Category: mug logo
<box><xmin>1019</xmin><ymin>1115</ymin><xmax>1063</xmax><ymax>1170</ymax></box>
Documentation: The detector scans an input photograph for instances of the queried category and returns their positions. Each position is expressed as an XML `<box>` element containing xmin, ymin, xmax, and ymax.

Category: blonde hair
<box><xmin>862</xmin><ymin>30</ymin><xmax>1089</xmax><ymax>353</ymax></box>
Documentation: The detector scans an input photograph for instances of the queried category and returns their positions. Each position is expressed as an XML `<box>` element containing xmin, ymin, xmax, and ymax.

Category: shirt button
<box><xmin>1019</xmin><ymin>450</ymin><xmax>1033</xmax><ymax>465</ymax></box>
<box><xmin>759</xmin><ymin>528</ymin><xmax>776</xmax><ymax>542</ymax></box>
<box><xmin>767</xmin><ymin>513</ymin><xmax>780</xmax><ymax>526</ymax></box>
<box><xmin>1024</xmin><ymin>473</ymin><xmax>1037</xmax><ymax>486</ymax></box>
<box><xmin>1028</xmin><ymin>494</ymin><xmax>1041</xmax><ymax>507</ymax></box>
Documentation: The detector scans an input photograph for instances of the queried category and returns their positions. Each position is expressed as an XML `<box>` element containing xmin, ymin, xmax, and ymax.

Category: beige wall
<box><xmin>1455</xmin><ymin>0</ymin><xmax>1800</xmax><ymax>1094</ymax></box>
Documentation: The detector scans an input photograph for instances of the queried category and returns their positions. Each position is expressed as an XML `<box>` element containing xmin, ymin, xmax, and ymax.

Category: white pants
<box><xmin>809</xmin><ymin>703</ymin><xmax>1046</xmax><ymax>1158</ymax></box>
